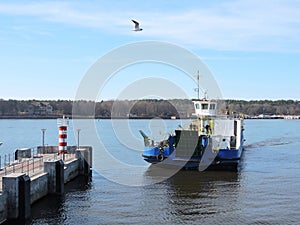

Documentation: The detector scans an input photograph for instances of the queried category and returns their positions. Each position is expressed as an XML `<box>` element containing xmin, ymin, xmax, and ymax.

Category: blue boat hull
<box><xmin>142</xmin><ymin>145</ymin><xmax>244</xmax><ymax>172</ymax></box>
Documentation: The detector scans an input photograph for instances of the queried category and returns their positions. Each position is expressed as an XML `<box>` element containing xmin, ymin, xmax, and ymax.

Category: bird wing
<box><xmin>131</xmin><ymin>19</ymin><xmax>140</xmax><ymax>29</ymax></box>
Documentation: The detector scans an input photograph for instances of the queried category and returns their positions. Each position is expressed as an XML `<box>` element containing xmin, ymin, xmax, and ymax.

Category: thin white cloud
<box><xmin>141</xmin><ymin>0</ymin><xmax>300</xmax><ymax>52</ymax></box>
<box><xmin>0</xmin><ymin>0</ymin><xmax>300</xmax><ymax>52</ymax></box>
<box><xmin>11</xmin><ymin>25</ymin><xmax>55</xmax><ymax>39</ymax></box>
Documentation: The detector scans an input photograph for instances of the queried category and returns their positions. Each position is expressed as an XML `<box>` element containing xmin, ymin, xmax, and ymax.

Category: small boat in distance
<box><xmin>140</xmin><ymin>74</ymin><xmax>245</xmax><ymax>171</ymax></box>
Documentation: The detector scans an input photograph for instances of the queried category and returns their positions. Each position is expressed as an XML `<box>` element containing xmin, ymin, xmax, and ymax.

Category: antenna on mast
<box><xmin>204</xmin><ymin>90</ymin><xmax>208</xmax><ymax>100</ymax></box>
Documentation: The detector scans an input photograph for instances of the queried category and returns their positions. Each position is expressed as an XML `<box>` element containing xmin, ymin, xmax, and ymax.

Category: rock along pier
<box><xmin>0</xmin><ymin>146</ymin><xmax>92</xmax><ymax>224</ymax></box>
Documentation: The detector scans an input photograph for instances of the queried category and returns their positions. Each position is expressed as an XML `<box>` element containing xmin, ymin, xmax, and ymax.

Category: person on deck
<box><xmin>205</xmin><ymin>124</ymin><xmax>212</xmax><ymax>135</ymax></box>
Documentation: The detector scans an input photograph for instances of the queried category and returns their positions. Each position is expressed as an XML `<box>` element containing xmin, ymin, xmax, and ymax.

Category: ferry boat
<box><xmin>140</xmin><ymin>97</ymin><xmax>245</xmax><ymax>172</ymax></box>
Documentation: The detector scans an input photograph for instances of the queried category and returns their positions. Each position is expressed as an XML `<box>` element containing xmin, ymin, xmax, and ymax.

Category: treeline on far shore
<box><xmin>0</xmin><ymin>99</ymin><xmax>300</xmax><ymax>119</ymax></box>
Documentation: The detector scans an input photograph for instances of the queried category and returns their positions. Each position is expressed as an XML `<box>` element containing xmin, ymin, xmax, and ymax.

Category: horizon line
<box><xmin>1</xmin><ymin>98</ymin><xmax>300</xmax><ymax>102</ymax></box>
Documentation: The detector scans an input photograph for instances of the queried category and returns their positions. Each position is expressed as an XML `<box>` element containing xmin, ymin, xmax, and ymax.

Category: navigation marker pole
<box><xmin>57</xmin><ymin>115</ymin><xmax>69</xmax><ymax>159</ymax></box>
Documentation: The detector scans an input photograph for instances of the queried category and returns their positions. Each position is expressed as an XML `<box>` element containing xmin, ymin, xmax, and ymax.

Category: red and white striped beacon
<box><xmin>57</xmin><ymin>115</ymin><xmax>69</xmax><ymax>154</ymax></box>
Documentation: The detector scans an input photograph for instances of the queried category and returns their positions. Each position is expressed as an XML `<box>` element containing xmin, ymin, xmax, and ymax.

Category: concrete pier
<box><xmin>44</xmin><ymin>159</ymin><xmax>64</xmax><ymax>194</ymax></box>
<box><xmin>0</xmin><ymin>146</ymin><xmax>92</xmax><ymax>224</ymax></box>
<box><xmin>2</xmin><ymin>173</ymin><xmax>31</xmax><ymax>221</ymax></box>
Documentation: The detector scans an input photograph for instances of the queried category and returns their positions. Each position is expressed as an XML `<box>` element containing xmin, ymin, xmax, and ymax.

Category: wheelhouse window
<box><xmin>195</xmin><ymin>103</ymin><xmax>200</xmax><ymax>109</ymax></box>
<box><xmin>210</xmin><ymin>104</ymin><xmax>216</xmax><ymax>110</ymax></box>
<box><xmin>201</xmin><ymin>104</ymin><xmax>208</xmax><ymax>110</ymax></box>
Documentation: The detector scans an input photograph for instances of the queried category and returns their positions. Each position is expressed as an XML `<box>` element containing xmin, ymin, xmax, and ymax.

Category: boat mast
<box><xmin>195</xmin><ymin>70</ymin><xmax>207</xmax><ymax>99</ymax></box>
<box><xmin>197</xmin><ymin>70</ymin><xmax>200</xmax><ymax>100</ymax></box>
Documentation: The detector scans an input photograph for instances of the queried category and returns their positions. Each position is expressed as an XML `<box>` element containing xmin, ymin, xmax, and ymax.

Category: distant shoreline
<box><xmin>1</xmin><ymin>99</ymin><xmax>300</xmax><ymax>119</ymax></box>
<box><xmin>0</xmin><ymin>115</ymin><xmax>299</xmax><ymax>120</ymax></box>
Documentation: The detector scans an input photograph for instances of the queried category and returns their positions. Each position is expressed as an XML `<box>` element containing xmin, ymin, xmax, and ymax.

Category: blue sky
<box><xmin>0</xmin><ymin>0</ymin><xmax>300</xmax><ymax>100</ymax></box>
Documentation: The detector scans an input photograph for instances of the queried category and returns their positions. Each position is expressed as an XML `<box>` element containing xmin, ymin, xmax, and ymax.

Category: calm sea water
<box><xmin>1</xmin><ymin>119</ymin><xmax>300</xmax><ymax>224</ymax></box>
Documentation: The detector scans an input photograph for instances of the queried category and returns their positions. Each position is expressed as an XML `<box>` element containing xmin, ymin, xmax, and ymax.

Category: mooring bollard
<box><xmin>76</xmin><ymin>148</ymin><xmax>91</xmax><ymax>176</ymax></box>
<box><xmin>44</xmin><ymin>159</ymin><xmax>64</xmax><ymax>194</ymax></box>
<box><xmin>2</xmin><ymin>173</ymin><xmax>31</xmax><ymax>221</ymax></box>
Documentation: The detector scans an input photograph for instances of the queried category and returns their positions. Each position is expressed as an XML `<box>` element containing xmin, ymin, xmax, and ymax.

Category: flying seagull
<box><xmin>132</xmin><ymin>19</ymin><xmax>143</xmax><ymax>31</ymax></box>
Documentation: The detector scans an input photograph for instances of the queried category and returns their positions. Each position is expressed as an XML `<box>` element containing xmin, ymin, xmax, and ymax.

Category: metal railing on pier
<box><xmin>0</xmin><ymin>147</ymin><xmax>76</xmax><ymax>192</ymax></box>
